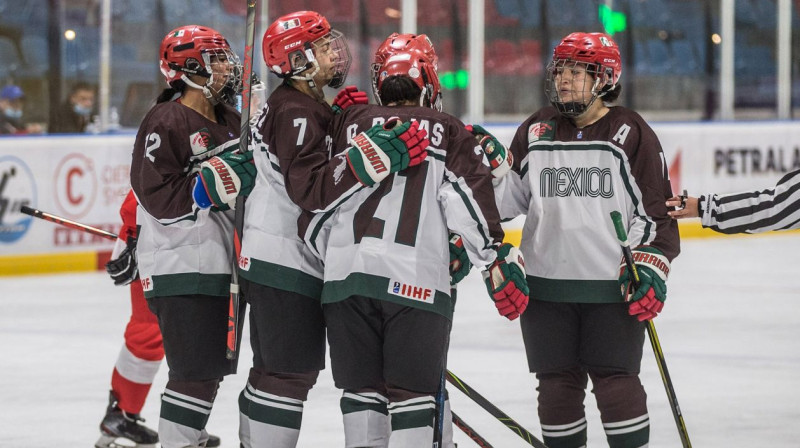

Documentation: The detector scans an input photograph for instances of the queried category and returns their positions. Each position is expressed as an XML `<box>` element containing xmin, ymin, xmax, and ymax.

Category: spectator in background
<box><xmin>49</xmin><ymin>82</ymin><xmax>95</xmax><ymax>133</ymax></box>
<box><xmin>0</xmin><ymin>85</ymin><xmax>28</xmax><ymax>134</ymax></box>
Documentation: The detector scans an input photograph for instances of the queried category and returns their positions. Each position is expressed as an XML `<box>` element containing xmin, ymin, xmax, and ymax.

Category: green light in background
<box><xmin>598</xmin><ymin>4</ymin><xmax>627</xmax><ymax>35</ymax></box>
<box><xmin>440</xmin><ymin>69</ymin><xmax>469</xmax><ymax>90</ymax></box>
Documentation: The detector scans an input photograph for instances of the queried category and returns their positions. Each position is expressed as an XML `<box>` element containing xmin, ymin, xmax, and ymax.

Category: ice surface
<box><xmin>1</xmin><ymin>233</ymin><xmax>799</xmax><ymax>447</ymax></box>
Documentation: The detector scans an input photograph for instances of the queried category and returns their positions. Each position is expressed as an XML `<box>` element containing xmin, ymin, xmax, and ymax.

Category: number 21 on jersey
<box><xmin>353</xmin><ymin>161</ymin><xmax>429</xmax><ymax>247</ymax></box>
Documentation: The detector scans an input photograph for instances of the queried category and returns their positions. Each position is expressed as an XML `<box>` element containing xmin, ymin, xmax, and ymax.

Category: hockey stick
<box><xmin>609</xmin><ymin>211</ymin><xmax>692</xmax><ymax>448</ymax></box>
<box><xmin>433</xmin><ymin>370</ymin><xmax>446</xmax><ymax>447</ymax></box>
<box><xmin>225</xmin><ymin>0</ymin><xmax>258</xmax><ymax>360</ymax></box>
<box><xmin>446</xmin><ymin>370</ymin><xmax>548</xmax><ymax>448</ymax></box>
<box><xmin>451</xmin><ymin>410</ymin><xmax>494</xmax><ymax>448</ymax></box>
<box><xmin>20</xmin><ymin>205</ymin><xmax>117</xmax><ymax>241</ymax></box>
<box><xmin>433</xmin><ymin>323</ymin><xmax>452</xmax><ymax>447</ymax></box>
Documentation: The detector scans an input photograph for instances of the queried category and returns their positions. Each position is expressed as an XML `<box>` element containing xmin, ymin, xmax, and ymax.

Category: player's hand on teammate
<box><xmin>192</xmin><ymin>150</ymin><xmax>257</xmax><ymax>210</ymax></box>
<box><xmin>331</xmin><ymin>86</ymin><xmax>369</xmax><ymax>114</ymax></box>
<box><xmin>666</xmin><ymin>192</ymin><xmax>700</xmax><ymax>219</ymax></box>
<box><xmin>449</xmin><ymin>232</ymin><xmax>472</xmax><ymax>285</ymax></box>
<box><xmin>465</xmin><ymin>124</ymin><xmax>513</xmax><ymax>179</ymax></box>
<box><xmin>346</xmin><ymin>119</ymin><xmax>429</xmax><ymax>187</ymax></box>
<box><xmin>106</xmin><ymin>236</ymin><xmax>139</xmax><ymax>286</ymax></box>
<box><xmin>483</xmin><ymin>243</ymin><xmax>529</xmax><ymax>320</ymax></box>
<box><xmin>618</xmin><ymin>246</ymin><xmax>670</xmax><ymax>321</ymax></box>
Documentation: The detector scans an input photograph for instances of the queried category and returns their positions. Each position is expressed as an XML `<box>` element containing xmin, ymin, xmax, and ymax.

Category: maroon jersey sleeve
<box><xmin>130</xmin><ymin>103</ymin><xmax>196</xmax><ymax>221</ymax></box>
<box><xmin>268</xmin><ymin>100</ymin><xmax>362</xmax><ymax>212</ymax></box>
<box><xmin>620</xmin><ymin>111</ymin><xmax>680</xmax><ymax>261</ymax></box>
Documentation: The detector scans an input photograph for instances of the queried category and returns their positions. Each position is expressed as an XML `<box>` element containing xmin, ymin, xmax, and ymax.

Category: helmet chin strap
<box><xmin>290</xmin><ymin>48</ymin><xmax>325</xmax><ymax>98</ymax></box>
<box><xmin>560</xmin><ymin>76</ymin><xmax>605</xmax><ymax>118</ymax></box>
<box><xmin>180</xmin><ymin>74</ymin><xmax>220</xmax><ymax>105</ymax></box>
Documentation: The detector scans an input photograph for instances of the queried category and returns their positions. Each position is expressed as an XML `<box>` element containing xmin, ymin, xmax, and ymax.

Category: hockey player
<box><xmin>129</xmin><ymin>25</ymin><xmax>244</xmax><ymax>448</ymax></box>
<box><xmin>665</xmin><ymin>169</ymin><xmax>800</xmax><ymax>233</ymax></box>
<box><xmin>96</xmin><ymin>190</ymin><xmax>162</xmax><ymax>448</ymax></box>
<box><xmin>303</xmin><ymin>32</ymin><xmax>530</xmax><ymax>447</ymax></box>
<box><xmin>201</xmin><ymin>11</ymin><xmax>428</xmax><ymax>448</ymax></box>
<box><xmin>495</xmin><ymin>32</ymin><xmax>680</xmax><ymax>448</ymax></box>
<box><xmin>97</xmin><ymin>190</ymin><xmax>221</xmax><ymax>448</ymax></box>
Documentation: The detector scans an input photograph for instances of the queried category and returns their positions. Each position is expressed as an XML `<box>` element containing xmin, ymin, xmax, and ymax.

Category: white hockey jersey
<box><xmin>304</xmin><ymin>104</ymin><xmax>504</xmax><ymax>319</ymax></box>
<box><xmin>499</xmin><ymin>106</ymin><xmax>680</xmax><ymax>303</ymax></box>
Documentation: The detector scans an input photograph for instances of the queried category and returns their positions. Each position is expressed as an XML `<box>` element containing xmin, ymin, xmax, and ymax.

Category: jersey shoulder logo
<box><xmin>528</xmin><ymin>121</ymin><xmax>555</xmax><ymax>144</ymax></box>
<box><xmin>189</xmin><ymin>128</ymin><xmax>217</xmax><ymax>156</ymax></box>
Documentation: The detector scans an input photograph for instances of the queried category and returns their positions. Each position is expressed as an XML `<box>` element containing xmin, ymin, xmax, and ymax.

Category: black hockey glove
<box><xmin>105</xmin><ymin>236</ymin><xmax>139</xmax><ymax>286</ymax></box>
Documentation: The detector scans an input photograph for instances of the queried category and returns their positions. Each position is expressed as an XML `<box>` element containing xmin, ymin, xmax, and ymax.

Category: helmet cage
<box><xmin>159</xmin><ymin>26</ymin><xmax>242</xmax><ymax>104</ymax></box>
<box><xmin>263</xmin><ymin>11</ymin><xmax>351</xmax><ymax>90</ymax></box>
<box><xmin>286</xmin><ymin>30</ymin><xmax>351</xmax><ymax>89</ymax></box>
<box><xmin>544</xmin><ymin>59</ymin><xmax>609</xmax><ymax>118</ymax></box>
<box><xmin>196</xmin><ymin>47</ymin><xmax>242</xmax><ymax>103</ymax></box>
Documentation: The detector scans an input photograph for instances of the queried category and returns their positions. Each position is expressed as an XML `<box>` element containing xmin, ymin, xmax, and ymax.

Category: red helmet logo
<box><xmin>262</xmin><ymin>10</ymin><xmax>351</xmax><ymax>88</ymax></box>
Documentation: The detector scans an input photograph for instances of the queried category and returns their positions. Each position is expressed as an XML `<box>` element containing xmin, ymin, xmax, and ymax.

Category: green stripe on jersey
<box><xmin>143</xmin><ymin>273</ymin><xmax>230</xmax><ymax>299</ymax></box>
<box><xmin>527</xmin><ymin>275</ymin><xmax>622</xmax><ymax>303</ymax></box>
<box><xmin>450</xmin><ymin>180</ymin><xmax>491</xmax><ymax>250</ymax></box>
<box><xmin>240</xmin><ymin>258</ymin><xmax>323</xmax><ymax>299</ymax></box>
<box><xmin>322</xmin><ymin>272</ymin><xmax>454</xmax><ymax>319</ymax></box>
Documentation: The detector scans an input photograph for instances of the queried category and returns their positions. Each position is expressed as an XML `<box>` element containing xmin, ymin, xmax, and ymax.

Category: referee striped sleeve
<box><xmin>701</xmin><ymin>169</ymin><xmax>800</xmax><ymax>234</ymax></box>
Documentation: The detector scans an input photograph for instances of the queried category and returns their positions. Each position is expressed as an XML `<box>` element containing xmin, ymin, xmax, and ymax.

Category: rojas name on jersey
<box><xmin>346</xmin><ymin>118</ymin><xmax>445</xmax><ymax>147</ymax></box>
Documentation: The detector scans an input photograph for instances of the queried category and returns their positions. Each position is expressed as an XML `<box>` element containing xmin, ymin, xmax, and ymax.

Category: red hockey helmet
<box><xmin>159</xmin><ymin>25</ymin><xmax>242</xmax><ymax>103</ymax></box>
<box><xmin>371</xmin><ymin>33</ymin><xmax>442</xmax><ymax>111</ymax></box>
<box><xmin>545</xmin><ymin>32</ymin><xmax>622</xmax><ymax>117</ymax></box>
<box><xmin>553</xmin><ymin>32</ymin><xmax>621</xmax><ymax>87</ymax></box>
<box><xmin>262</xmin><ymin>11</ymin><xmax>351</xmax><ymax>88</ymax></box>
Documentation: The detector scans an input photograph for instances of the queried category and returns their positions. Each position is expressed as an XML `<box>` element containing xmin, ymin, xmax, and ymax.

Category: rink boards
<box><xmin>1</xmin><ymin>121</ymin><xmax>799</xmax><ymax>275</ymax></box>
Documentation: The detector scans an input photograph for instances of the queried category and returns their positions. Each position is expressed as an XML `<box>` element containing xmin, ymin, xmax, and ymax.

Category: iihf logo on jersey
<box><xmin>238</xmin><ymin>256</ymin><xmax>251</xmax><ymax>271</ymax></box>
<box><xmin>141</xmin><ymin>276</ymin><xmax>153</xmax><ymax>291</ymax></box>
<box><xmin>389</xmin><ymin>280</ymin><xmax>434</xmax><ymax>304</ymax></box>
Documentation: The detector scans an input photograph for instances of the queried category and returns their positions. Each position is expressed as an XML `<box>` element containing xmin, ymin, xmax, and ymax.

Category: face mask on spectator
<box><xmin>73</xmin><ymin>104</ymin><xmax>92</xmax><ymax>117</ymax></box>
<box><xmin>4</xmin><ymin>108</ymin><xmax>22</xmax><ymax>120</ymax></box>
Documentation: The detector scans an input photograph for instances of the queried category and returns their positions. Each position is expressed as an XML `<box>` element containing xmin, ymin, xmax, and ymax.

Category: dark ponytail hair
<box><xmin>156</xmin><ymin>80</ymin><xmax>186</xmax><ymax>103</ymax></box>
<box><xmin>601</xmin><ymin>83</ymin><xmax>622</xmax><ymax>104</ymax></box>
<box><xmin>378</xmin><ymin>75</ymin><xmax>422</xmax><ymax>106</ymax></box>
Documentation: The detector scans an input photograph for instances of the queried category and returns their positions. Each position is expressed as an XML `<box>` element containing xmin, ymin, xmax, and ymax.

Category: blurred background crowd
<box><xmin>0</xmin><ymin>0</ymin><xmax>798</xmax><ymax>135</ymax></box>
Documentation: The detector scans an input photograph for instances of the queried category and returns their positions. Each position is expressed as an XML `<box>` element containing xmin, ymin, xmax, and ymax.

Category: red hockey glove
<box><xmin>483</xmin><ymin>243</ymin><xmax>529</xmax><ymax>320</ymax></box>
<box><xmin>618</xmin><ymin>246</ymin><xmax>670</xmax><ymax>321</ymax></box>
<box><xmin>465</xmin><ymin>124</ymin><xmax>513</xmax><ymax>178</ymax></box>
<box><xmin>449</xmin><ymin>233</ymin><xmax>472</xmax><ymax>285</ymax></box>
<box><xmin>331</xmin><ymin>86</ymin><xmax>369</xmax><ymax>114</ymax></box>
<box><xmin>346</xmin><ymin>119</ymin><xmax>429</xmax><ymax>187</ymax></box>
<box><xmin>627</xmin><ymin>289</ymin><xmax>664</xmax><ymax>322</ymax></box>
